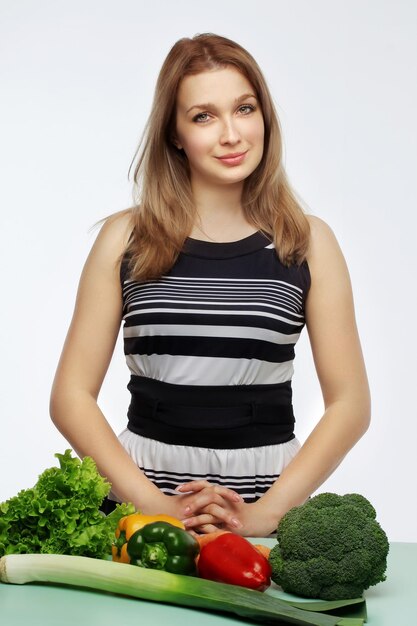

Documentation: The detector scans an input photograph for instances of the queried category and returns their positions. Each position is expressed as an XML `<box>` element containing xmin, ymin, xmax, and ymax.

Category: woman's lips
<box><xmin>216</xmin><ymin>151</ymin><xmax>248</xmax><ymax>166</ymax></box>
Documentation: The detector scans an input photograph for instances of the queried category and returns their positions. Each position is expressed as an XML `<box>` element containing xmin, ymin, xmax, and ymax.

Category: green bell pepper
<box><xmin>127</xmin><ymin>521</ymin><xmax>199</xmax><ymax>575</ymax></box>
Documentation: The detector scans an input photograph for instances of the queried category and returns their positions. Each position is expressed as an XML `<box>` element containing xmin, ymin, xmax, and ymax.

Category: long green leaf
<box><xmin>1</xmin><ymin>553</ymin><xmax>342</xmax><ymax>626</ymax></box>
<box><xmin>281</xmin><ymin>598</ymin><xmax>364</xmax><ymax>613</ymax></box>
<box><xmin>279</xmin><ymin>597</ymin><xmax>367</xmax><ymax>621</ymax></box>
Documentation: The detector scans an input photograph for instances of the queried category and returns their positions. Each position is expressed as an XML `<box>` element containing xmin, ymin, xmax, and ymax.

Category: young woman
<box><xmin>50</xmin><ymin>33</ymin><xmax>370</xmax><ymax>537</ymax></box>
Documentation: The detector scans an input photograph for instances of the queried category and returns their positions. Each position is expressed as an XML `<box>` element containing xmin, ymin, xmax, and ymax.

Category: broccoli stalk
<box><xmin>268</xmin><ymin>492</ymin><xmax>389</xmax><ymax>600</ymax></box>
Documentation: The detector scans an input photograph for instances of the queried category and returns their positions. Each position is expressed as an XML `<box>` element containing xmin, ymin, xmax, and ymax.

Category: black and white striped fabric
<box><xmin>113</xmin><ymin>231</ymin><xmax>311</xmax><ymax>503</ymax></box>
<box><xmin>118</xmin><ymin>429</ymin><xmax>301</xmax><ymax>502</ymax></box>
<box><xmin>122</xmin><ymin>232</ymin><xmax>309</xmax><ymax>387</ymax></box>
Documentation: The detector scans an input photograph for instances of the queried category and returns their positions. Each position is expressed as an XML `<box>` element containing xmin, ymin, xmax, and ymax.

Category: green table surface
<box><xmin>0</xmin><ymin>541</ymin><xmax>415</xmax><ymax>626</ymax></box>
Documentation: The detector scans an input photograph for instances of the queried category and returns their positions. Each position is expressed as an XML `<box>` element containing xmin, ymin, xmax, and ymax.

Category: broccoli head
<box><xmin>269</xmin><ymin>492</ymin><xmax>389</xmax><ymax>600</ymax></box>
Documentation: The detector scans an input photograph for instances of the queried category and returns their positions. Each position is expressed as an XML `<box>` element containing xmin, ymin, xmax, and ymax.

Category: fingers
<box><xmin>182</xmin><ymin>504</ymin><xmax>243</xmax><ymax>531</ymax></box>
<box><xmin>175</xmin><ymin>481</ymin><xmax>244</xmax><ymax>531</ymax></box>
<box><xmin>195</xmin><ymin>523</ymin><xmax>221</xmax><ymax>534</ymax></box>
<box><xmin>182</xmin><ymin>492</ymin><xmax>226</xmax><ymax>516</ymax></box>
<box><xmin>176</xmin><ymin>481</ymin><xmax>243</xmax><ymax>504</ymax></box>
<box><xmin>176</xmin><ymin>480</ymin><xmax>211</xmax><ymax>492</ymax></box>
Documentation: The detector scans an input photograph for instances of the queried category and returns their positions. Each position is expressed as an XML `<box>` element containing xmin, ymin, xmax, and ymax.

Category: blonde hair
<box><xmin>126</xmin><ymin>33</ymin><xmax>310</xmax><ymax>280</ymax></box>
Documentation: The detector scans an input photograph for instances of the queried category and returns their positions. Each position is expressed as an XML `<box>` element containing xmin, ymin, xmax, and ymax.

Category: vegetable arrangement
<box><xmin>268</xmin><ymin>492</ymin><xmax>389</xmax><ymax>600</ymax></box>
<box><xmin>0</xmin><ymin>450</ymin><xmax>134</xmax><ymax>558</ymax></box>
<box><xmin>113</xmin><ymin>518</ymin><xmax>271</xmax><ymax>589</ymax></box>
<box><xmin>0</xmin><ymin>452</ymin><xmax>380</xmax><ymax>624</ymax></box>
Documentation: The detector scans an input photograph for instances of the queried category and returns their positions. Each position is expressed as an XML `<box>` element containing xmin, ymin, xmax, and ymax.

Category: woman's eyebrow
<box><xmin>186</xmin><ymin>92</ymin><xmax>257</xmax><ymax>114</ymax></box>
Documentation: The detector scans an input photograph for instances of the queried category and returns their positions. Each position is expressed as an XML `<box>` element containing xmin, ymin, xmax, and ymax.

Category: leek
<box><xmin>0</xmin><ymin>554</ymin><xmax>364</xmax><ymax>625</ymax></box>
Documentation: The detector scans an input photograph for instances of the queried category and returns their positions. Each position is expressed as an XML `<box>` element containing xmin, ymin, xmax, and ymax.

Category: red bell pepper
<box><xmin>197</xmin><ymin>533</ymin><xmax>272</xmax><ymax>592</ymax></box>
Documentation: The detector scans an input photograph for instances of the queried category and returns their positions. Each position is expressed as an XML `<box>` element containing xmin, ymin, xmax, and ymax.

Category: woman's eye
<box><xmin>239</xmin><ymin>104</ymin><xmax>256</xmax><ymax>114</ymax></box>
<box><xmin>192</xmin><ymin>104</ymin><xmax>256</xmax><ymax>123</ymax></box>
<box><xmin>193</xmin><ymin>112</ymin><xmax>210</xmax><ymax>123</ymax></box>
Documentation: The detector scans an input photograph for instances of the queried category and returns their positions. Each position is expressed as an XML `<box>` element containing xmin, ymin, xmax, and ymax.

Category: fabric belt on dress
<box><xmin>126</xmin><ymin>375</ymin><xmax>295</xmax><ymax>449</ymax></box>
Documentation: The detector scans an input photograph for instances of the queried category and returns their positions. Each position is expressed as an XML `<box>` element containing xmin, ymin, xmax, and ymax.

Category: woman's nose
<box><xmin>219</xmin><ymin>118</ymin><xmax>241</xmax><ymax>144</ymax></box>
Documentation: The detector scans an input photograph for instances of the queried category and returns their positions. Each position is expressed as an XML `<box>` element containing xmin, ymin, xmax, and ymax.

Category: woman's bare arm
<box><xmin>50</xmin><ymin>212</ymin><xmax>164</xmax><ymax>510</ymax></box>
<box><xmin>251</xmin><ymin>215</ymin><xmax>371</xmax><ymax>533</ymax></box>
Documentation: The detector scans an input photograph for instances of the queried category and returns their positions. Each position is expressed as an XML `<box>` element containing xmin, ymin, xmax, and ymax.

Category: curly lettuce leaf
<box><xmin>0</xmin><ymin>450</ymin><xmax>135</xmax><ymax>558</ymax></box>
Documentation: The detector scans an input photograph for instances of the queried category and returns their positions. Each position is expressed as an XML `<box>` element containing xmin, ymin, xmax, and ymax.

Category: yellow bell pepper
<box><xmin>112</xmin><ymin>513</ymin><xmax>185</xmax><ymax>563</ymax></box>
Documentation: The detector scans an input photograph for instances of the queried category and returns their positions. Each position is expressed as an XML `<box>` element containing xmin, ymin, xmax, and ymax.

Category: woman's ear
<box><xmin>172</xmin><ymin>136</ymin><xmax>182</xmax><ymax>150</ymax></box>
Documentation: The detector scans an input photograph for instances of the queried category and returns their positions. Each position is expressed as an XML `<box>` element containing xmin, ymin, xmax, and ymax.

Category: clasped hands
<box><xmin>170</xmin><ymin>479</ymin><xmax>277</xmax><ymax>537</ymax></box>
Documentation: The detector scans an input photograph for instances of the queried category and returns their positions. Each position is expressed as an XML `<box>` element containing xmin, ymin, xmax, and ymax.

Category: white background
<box><xmin>1</xmin><ymin>0</ymin><xmax>416</xmax><ymax>542</ymax></box>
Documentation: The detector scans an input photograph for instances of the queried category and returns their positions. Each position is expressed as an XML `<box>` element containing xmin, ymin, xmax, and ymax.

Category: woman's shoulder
<box><xmin>306</xmin><ymin>214</ymin><xmax>342</xmax><ymax>260</ymax></box>
<box><xmin>305</xmin><ymin>214</ymin><xmax>349</xmax><ymax>281</ymax></box>
<box><xmin>91</xmin><ymin>209</ymin><xmax>133</xmax><ymax>255</ymax></box>
<box><xmin>98</xmin><ymin>208</ymin><xmax>133</xmax><ymax>242</ymax></box>
<box><xmin>83</xmin><ymin>209</ymin><xmax>134</xmax><ymax>277</ymax></box>
<box><xmin>306</xmin><ymin>214</ymin><xmax>336</xmax><ymax>241</ymax></box>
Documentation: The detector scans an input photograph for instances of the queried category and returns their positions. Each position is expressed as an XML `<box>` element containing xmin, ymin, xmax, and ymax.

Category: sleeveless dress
<box><xmin>110</xmin><ymin>231</ymin><xmax>310</xmax><ymax>505</ymax></box>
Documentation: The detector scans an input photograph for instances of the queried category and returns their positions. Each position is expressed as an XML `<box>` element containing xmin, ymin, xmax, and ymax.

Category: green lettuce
<box><xmin>0</xmin><ymin>450</ymin><xmax>135</xmax><ymax>558</ymax></box>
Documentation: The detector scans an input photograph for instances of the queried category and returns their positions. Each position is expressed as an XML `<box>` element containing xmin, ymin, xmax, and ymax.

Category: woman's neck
<box><xmin>190</xmin><ymin>179</ymin><xmax>256</xmax><ymax>242</ymax></box>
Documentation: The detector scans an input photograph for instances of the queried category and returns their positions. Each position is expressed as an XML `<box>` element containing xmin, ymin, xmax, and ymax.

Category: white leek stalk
<box><xmin>0</xmin><ymin>553</ymin><xmax>346</xmax><ymax>626</ymax></box>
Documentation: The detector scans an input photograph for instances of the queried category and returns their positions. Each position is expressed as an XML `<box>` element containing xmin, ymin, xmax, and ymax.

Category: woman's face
<box><xmin>174</xmin><ymin>67</ymin><xmax>265</xmax><ymax>190</ymax></box>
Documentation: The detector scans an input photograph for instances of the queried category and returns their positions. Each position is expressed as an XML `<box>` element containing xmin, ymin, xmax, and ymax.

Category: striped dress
<box><xmin>112</xmin><ymin>231</ymin><xmax>310</xmax><ymax>504</ymax></box>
